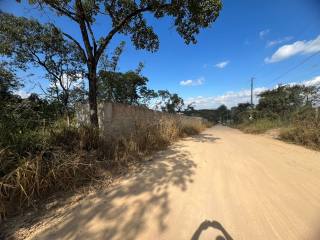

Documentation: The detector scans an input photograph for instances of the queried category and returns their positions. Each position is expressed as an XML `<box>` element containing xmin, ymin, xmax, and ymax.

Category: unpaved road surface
<box><xmin>27</xmin><ymin>126</ymin><xmax>320</xmax><ymax>240</ymax></box>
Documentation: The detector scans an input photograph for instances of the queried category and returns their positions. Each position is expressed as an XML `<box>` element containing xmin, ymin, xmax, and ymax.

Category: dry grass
<box><xmin>280</xmin><ymin>127</ymin><xmax>320</xmax><ymax>150</ymax></box>
<box><xmin>237</xmin><ymin>119</ymin><xmax>284</xmax><ymax>134</ymax></box>
<box><xmin>0</xmin><ymin>114</ymin><xmax>209</xmax><ymax>220</ymax></box>
<box><xmin>181</xmin><ymin>117</ymin><xmax>211</xmax><ymax>135</ymax></box>
<box><xmin>279</xmin><ymin>108</ymin><xmax>320</xmax><ymax>150</ymax></box>
<box><xmin>0</xmin><ymin>150</ymin><xmax>101</xmax><ymax>219</ymax></box>
<box><xmin>235</xmin><ymin>107</ymin><xmax>320</xmax><ymax>150</ymax></box>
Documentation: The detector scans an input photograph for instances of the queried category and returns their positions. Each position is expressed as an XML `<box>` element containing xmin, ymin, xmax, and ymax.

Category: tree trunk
<box><xmin>88</xmin><ymin>64</ymin><xmax>99</xmax><ymax>127</ymax></box>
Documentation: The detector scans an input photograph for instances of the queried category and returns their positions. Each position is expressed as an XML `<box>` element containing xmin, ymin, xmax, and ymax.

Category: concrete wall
<box><xmin>76</xmin><ymin>103</ymin><xmax>204</xmax><ymax>139</ymax></box>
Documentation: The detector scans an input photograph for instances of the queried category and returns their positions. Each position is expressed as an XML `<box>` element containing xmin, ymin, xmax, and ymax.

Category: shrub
<box><xmin>0</xmin><ymin>115</ymin><xmax>208</xmax><ymax>219</ymax></box>
<box><xmin>279</xmin><ymin>107</ymin><xmax>320</xmax><ymax>149</ymax></box>
<box><xmin>179</xmin><ymin>117</ymin><xmax>208</xmax><ymax>136</ymax></box>
<box><xmin>237</xmin><ymin>118</ymin><xmax>284</xmax><ymax>134</ymax></box>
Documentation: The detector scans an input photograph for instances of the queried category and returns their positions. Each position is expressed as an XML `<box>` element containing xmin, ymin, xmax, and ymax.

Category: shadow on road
<box><xmin>191</xmin><ymin>220</ymin><xmax>233</xmax><ymax>240</ymax></box>
<box><xmin>33</xmin><ymin>143</ymin><xmax>197</xmax><ymax>240</ymax></box>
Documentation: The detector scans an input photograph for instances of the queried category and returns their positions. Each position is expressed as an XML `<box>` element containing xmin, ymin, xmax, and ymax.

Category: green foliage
<box><xmin>19</xmin><ymin>0</ymin><xmax>222</xmax><ymax>126</ymax></box>
<box><xmin>0</xmin><ymin>12</ymin><xmax>86</xmax><ymax>115</ymax></box>
<box><xmin>0</xmin><ymin>94</ymin><xmax>60</xmax><ymax>154</ymax></box>
<box><xmin>256</xmin><ymin>85</ymin><xmax>313</xmax><ymax>120</ymax></box>
<box><xmin>184</xmin><ymin>104</ymin><xmax>231</xmax><ymax>124</ymax></box>
<box><xmin>157</xmin><ymin>90</ymin><xmax>184</xmax><ymax>113</ymax></box>
<box><xmin>98</xmin><ymin>70</ymin><xmax>150</xmax><ymax>105</ymax></box>
<box><xmin>232</xmin><ymin>85</ymin><xmax>320</xmax><ymax>124</ymax></box>
<box><xmin>99</xmin><ymin>41</ymin><xmax>126</xmax><ymax>72</ymax></box>
<box><xmin>0</xmin><ymin>63</ymin><xmax>21</xmax><ymax>100</ymax></box>
<box><xmin>230</xmin><ymin>103</ymin><xmax>251</xmax><ymax>124</ymax></box>
<box><xmin>215</xmin><ymin>105</ymin><xmax>230</xmax><ymax>123</ymax></box>
<box><xmin>97</xmin><ymin>41</ymin><xmax>156</xmax><ymax>106</ymax></box>
<box><xmin>231</xmin><ymin>85</ymin><xmax>320</xmax><ymax>149</ymax></box>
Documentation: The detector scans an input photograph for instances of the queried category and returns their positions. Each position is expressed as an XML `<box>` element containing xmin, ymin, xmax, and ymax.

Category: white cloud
<box><xmin>185</xmin><ymin>87</ymin><xmax>267</xmax><ymax>109</ymax></box>
<box><xmin>266</xmin><ymin>36</ymin><xmax>293</xmax><ymax>48</ymax></box>
<box><xmin>50</xmin><ymin>73</ymin><xmax>84</xmax><ymax>90</ymax></box>
<box><xmin>15</xmin><ymin>90</ymin><xmax>30</xmax><ymax>98</ymax></box>
<box><xmin>215</xmin><ymin>61</ymin><xmax>230</xmax><ymax>69</ymax></box>
<box><xmin>303</xmin><ymin>75</ymin><xmax>320</xmax><ymax>86</ymax></box>
<box><xmin>185</xmin><ymin>75</ymin><xmax>320</xmax><ymax>109</ymax></box>
<box><xmin>259</xmin><ymin>29</ymin><xmax>270</xmax><ymax>39</ymax></box>
<box><xmin>265</xmin><ymin>35</ymin><xmax>320</xmax><ymax>63</ymax></box>
<box><xmin>180</xmin><ymin>77</ymin><xmax>205</xmax><ymax>87</ymax></box>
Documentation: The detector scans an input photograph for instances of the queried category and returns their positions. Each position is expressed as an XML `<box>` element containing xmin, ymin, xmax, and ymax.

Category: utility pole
<box><xmin>249</xmin><ymin>77</ymin><xmax>255</xmax><ymax>121</ymax></box>
<box><xmin>250</xmin><ymin>77</ymin><xmax>254</xmax><ymax>107</ymax></box>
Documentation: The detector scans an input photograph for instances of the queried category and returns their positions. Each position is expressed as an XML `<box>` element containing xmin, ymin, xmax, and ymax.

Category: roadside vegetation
<box><xmin>202</xmin><ymin>85</ymin><xmax>319</xmax><ymax>149</ymax></box>
<box><xmin>279</xmin><ymin>106</ymin><xmax>320</xmax><ymax>150</ymax></box>
<box><xmin>233</xmin><ymin>85</ymin><xmax>319</xmax><ymax>150</ymax></box>
<box><xmin>236</xmin><ymin>118</ymin><xmax>285</xmax><ymax>134</ymax></box>
<box><xmin>186</xmin><ymin>84</ymin><xmax>320</xmax><ymax>149</ymax></box>
<box><xmin>0</xmin><ymin>97</ymin><xmax>208</xmax><ymax>219</ymax></box>
<box><xmin>0</xmin><ymin>1</ymin><xmax>220</xmax><ymax>221</ymax></box>
<box><xmin>0</xmin><ymin>67</ymin><xmax>210</xmax><ymax>219</ymax></box>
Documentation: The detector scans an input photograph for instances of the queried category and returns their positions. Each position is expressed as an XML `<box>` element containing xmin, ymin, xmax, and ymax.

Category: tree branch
<box><xmin>62</xmin><ymin>31</ymin><xmax>87</xmax><ymax>62</ymax></box>
<box><xmin>28</xmin><ymin>49</ymin><xmax>61</xmax><ymax>84</ymax></box>
<box><xmin>85</xmin><ymin>19</ymin><xmax>97</xmax><ymax>53</ymax></box>
<box><xmin>44</xmin><ymin>2</ymin><xmax>78</xmax><ymax>22</ymax></box>
<box><xmin>95</xmin><ymin>4</ymin><xmax>171</xmax><ymax>62</ymax></box>
<box><xmin>75</xmin><ymin>0</ymin><xmax>94</xmax><ymax>64</ymax></box>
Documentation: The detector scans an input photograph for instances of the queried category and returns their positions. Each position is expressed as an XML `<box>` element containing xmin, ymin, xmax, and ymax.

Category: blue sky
<box><xmin>1</xmin><ymin>0</ymin><xmax>320</xmax><ymax>109</ymax></box>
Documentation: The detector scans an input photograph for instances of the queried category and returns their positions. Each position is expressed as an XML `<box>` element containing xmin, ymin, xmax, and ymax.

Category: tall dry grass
<box><xmin>279</xmin><ymin>107</ymin><xmax>320</xmax><ymax>150</ymax></box>
<box><xmin>236</xmin><ymin>118</ymin><xmax>285</xmax><ymax>134</ymax></box>
<box><xmin>0</xmin><ymin>115</ymin><xmax>209</xmax><ymax>219</ymax></box>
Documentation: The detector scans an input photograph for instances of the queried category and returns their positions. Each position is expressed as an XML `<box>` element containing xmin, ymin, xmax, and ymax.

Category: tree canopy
<box><xmin>16</xmin><ymin>0</ymin><xmax>222</xmax><ymax>126</ymax></box>
<box><xmin>256</xmin><ymin>85</ymin><xmax>311</xmax><ymax>119</ymax></box>
<box><xmin>0</xmin><ymin>12</ymin><xmax>86</xmax><ymax>116</ymax></box>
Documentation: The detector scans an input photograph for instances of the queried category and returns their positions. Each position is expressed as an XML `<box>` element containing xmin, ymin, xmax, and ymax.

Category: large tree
<box><xmin>19</xmin><ymin>0</ymin><xmax>222</xmax><ymax>126</ymax></box>
<box><xmin>257</xmin><ymin>85</ymin><xmax>306</xmax><ymax>119</ymax></box>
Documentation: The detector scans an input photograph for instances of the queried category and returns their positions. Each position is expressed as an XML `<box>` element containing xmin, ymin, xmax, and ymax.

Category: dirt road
<box><xmin>27</xmin><ymin>126</ymin><xmax>320</xmax><ymax>240</ymax></box>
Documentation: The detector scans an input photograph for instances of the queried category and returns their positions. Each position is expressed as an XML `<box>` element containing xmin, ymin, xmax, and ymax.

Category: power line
<box><xmin>253</xmin><ymin>22</ymin><xmax>319</xmax><ymax>83</ymax></box>
<box><xmin>268</xmin><ymin>50</ymin><xmax>320</xmax><ymax>84</ymax></box>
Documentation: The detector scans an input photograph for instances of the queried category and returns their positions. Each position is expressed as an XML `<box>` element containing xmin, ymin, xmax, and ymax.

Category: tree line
<box><xmin>231</xmin><ymin>84</ymin><xmax>320</xmax><ymax>124</ymax></box>
<box><xmin>185</xmin><ymin>84</ymin><xmax>320</xmax><ymax>125</ymax></box>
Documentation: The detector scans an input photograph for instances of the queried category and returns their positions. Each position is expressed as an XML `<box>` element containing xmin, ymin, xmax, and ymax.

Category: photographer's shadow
<box><xmin>191</xmin><ymin>220</ymin><xmax>233</xmax><ymax>240</ymax></box>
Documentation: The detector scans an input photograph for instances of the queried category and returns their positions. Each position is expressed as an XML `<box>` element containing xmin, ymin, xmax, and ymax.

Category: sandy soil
<box><xmin>21</xmin><ymin>126</ymin><xmax>320</xmax><ymax>239</ymax></box>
